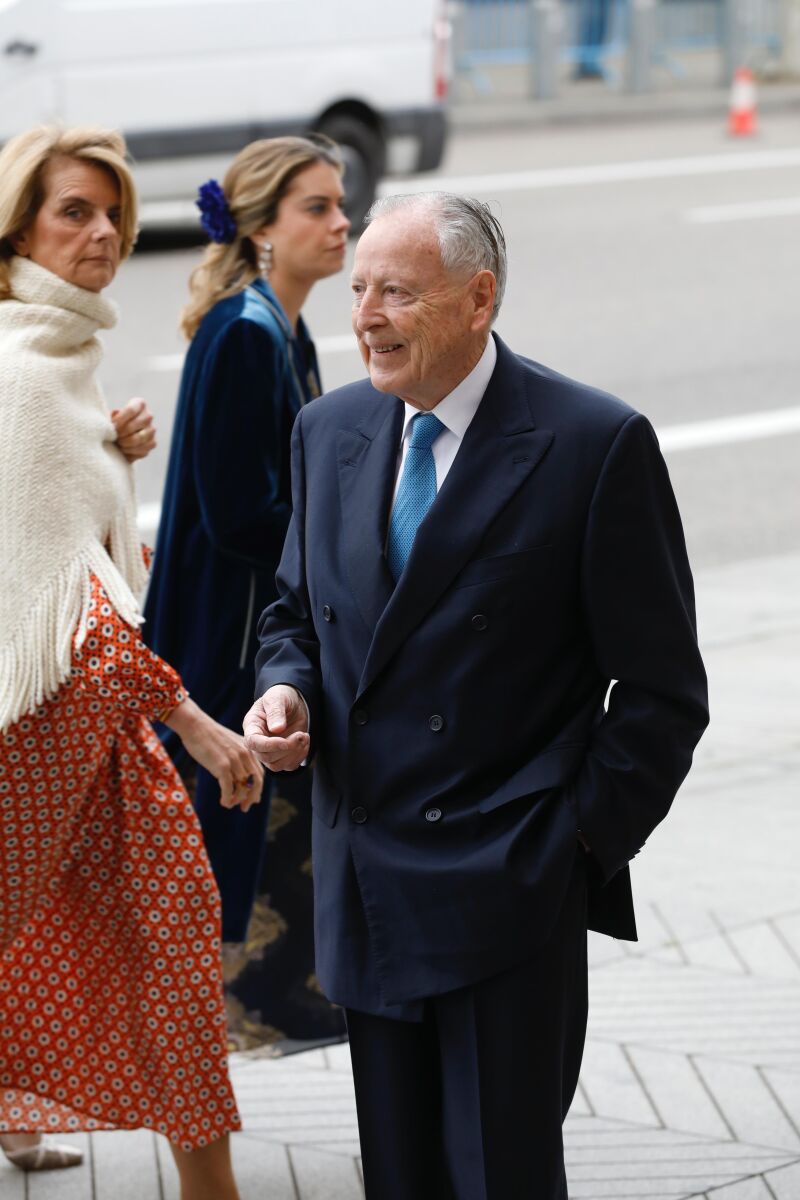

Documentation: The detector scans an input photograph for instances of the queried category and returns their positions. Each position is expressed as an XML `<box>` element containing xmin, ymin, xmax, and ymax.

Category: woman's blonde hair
<box><xmin>181</xmin><ymin>135</ymin><xmax>342</xmax><ymax>340</ymax></box>
<box><xmin>0</xmin><ymin>125</ymin><xmax>138</xmax><ymax>298</ymax></box>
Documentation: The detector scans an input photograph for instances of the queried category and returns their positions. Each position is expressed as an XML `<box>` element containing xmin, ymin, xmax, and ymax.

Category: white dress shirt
<box><xmin>390</xmin><ymin>336</ymin><xmax>497</xmax><ymax>508</ymax></box>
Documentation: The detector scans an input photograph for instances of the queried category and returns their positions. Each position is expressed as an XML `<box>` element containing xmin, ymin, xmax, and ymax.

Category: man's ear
<box><xmin>469</xmin><ymin>270</ymin><xmax>496</xmax><ymax>333</ymax></box>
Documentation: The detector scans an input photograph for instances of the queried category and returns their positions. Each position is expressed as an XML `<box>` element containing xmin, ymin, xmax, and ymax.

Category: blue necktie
<box><xmin>386</xmin><ymin>412</ymin><xmax>445</xmax><ymax>581</ymax></box>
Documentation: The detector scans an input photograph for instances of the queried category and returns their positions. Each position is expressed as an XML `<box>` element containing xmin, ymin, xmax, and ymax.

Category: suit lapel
<box><xmin>337</xmin><ymin>398</ymin><xmax>404</xmax><ymax>635</ymax></box>
<box><xmin>357</xmin><ymin>337</ymin><xmax>554</xmax><ymax>696</ymax></box>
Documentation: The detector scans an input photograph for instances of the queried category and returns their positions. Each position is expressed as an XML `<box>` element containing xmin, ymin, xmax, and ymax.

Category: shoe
<box><xmin>0</xmin><ymin>1133</ymin><xmax>83</xmax><ymax>1171</ymax></box>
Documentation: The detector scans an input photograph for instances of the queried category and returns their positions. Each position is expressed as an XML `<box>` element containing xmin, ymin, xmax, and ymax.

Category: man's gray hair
<box><xmin>365</xmin><ymin>192</ymin><xmax>507</xmax><ymax>323</ymax></box>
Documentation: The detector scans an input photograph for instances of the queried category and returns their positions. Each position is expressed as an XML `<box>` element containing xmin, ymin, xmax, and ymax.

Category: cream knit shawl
<box><xmin>0</xmin><ymin>257</ymin><xmax>147</xmax><ymax>730</ymax></box>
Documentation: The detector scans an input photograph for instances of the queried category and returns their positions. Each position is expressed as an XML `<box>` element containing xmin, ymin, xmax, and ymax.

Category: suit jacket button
<box><xmin>425</xmin><ymin>807</ymin><xmax>442</xmax><ymax>823</ymax></box>
<box><xmin>353</xmin><ymin>708</ymin><xmax>369</xmax><ymax>726</ymax></box>
<box><xmin>429</xmin><ymin>714</ymin><xmax>444</xmax><ymax>732</ymax></box>
<box><xmin>471</xmin><ymin>613</ymin><xmax>488</xmax><ymax>631</ymax></box>
<box><xmin>322</xmin><ymin>604</ymin><xmax>334</xmax><ymax>622</ymax></box>
<box><xmin>351</xmin><ymin>806</ymin><xmax>368</xmax><ymax>824</ymax></box>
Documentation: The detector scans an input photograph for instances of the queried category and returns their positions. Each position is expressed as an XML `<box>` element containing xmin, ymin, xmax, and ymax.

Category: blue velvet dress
<box><xmin>143</xmin><ymin>278</ymin><xmax>345</xmax><ymax>1045</ymax></box>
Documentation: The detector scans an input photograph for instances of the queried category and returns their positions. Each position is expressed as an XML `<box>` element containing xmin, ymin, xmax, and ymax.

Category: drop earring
<box><xmin>258</xmin><ymin>241</ymin><xmax>273</xmax><ymax>279</ymax></box>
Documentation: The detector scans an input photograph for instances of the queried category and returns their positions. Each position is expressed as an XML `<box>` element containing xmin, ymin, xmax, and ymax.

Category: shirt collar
<box><xmin>400</xmin><ymin>336</ymin><xmax>497</xmax><ymax>444</ymax></box>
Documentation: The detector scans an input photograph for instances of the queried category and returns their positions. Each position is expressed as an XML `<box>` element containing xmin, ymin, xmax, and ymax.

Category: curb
<box><xmin>448</xmin><ymin>83</ymin><xmax>800</xmax><ymax>132</ymax></box>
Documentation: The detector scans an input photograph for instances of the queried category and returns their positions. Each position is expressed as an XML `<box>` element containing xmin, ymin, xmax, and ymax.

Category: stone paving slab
<box><xmin>763</xmin><ymin>1160</ymin><xmax>800</xmax><ymax>1199</ymax></box>
<box><xmin>1</xmin><ymin>552</ymin><xmax>798</xmax><ymax>1199</ymax></box>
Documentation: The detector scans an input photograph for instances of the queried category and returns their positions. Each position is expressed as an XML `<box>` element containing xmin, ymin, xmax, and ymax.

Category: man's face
<box><xmin>350</xmin><ymin>209</ymin><xmax>492</xmax><ymax>410</ymax></box>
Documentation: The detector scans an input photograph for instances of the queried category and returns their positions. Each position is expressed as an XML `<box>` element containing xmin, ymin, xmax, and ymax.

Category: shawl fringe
<box><xmin>0</xmin><ymin>540</ymin><xmax>145</xmax><ymax>730</ymax></box>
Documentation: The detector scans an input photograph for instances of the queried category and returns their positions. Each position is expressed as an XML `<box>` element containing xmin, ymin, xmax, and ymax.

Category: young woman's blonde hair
<box><xmin>0</xmin><ymin>125</ymin><xmax>138</xmax><ymax>298</ymax></box>
<box><xmin>181</xmin><ymin>135</ymin><xmax>342</xmax><ymax>340</ymax></box>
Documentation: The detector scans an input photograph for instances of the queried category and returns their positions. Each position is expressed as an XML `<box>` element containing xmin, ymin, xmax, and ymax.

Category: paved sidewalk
<box><xmin>2</xmin><ymin>551</ymin><xmax>798</xmax><ymax>1199</ymax></box>
<box><xmin>447</xmin><ymin>55</ymin><xmax>800</xmax><ymax>132</ymax></box>
<box><xmin>449</xmin><ymin>78</ymin><xmax>800</xmax><ymax>132</ymax></box>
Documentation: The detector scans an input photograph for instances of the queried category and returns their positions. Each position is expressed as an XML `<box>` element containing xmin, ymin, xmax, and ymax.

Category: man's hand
<box><xmin>112</xmin><ymin>397</ymin><xmax>157</xmax><ymax>462</ymax></box>
<box><xmin>243</xmin><ymin>685</ymin><xmax>310</xmax><ymax>772</ymax></box>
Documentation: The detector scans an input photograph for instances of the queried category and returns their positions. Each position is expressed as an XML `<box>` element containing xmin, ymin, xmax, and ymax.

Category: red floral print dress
<box><xmin>0</xmin><ymin>577</ymin><xmax>241</xmax><ymax>1150</ymax></box>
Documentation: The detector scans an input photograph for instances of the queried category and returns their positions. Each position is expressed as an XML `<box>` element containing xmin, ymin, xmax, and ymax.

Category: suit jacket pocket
<box><xmin>454</xmin><ymin>545</ymin><xmax>552</xmax><ymax>589</ymax></box>
<box><xmin>477</xmin><ymin>743</ymin><xmax>585</xmax><ymax>813</ymax></box>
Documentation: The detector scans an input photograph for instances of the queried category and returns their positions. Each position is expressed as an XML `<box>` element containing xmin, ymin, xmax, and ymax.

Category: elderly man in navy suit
<box><xmin>244</xmin><ymin>194</ymin><xmax>709</xmax><ymax>1199</ymax></box>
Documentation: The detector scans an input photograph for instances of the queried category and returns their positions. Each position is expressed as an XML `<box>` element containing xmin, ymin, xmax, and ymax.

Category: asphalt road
<box><xmin>102</xmin><ymin>112</ymin><xmax>800</xmax><ymax>572</ymax></box>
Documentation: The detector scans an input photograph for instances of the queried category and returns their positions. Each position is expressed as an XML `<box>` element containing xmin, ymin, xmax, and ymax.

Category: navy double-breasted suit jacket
<box><xmin>255</xmin><ymin>334</ymin><xmax>709</xmax><ymax>1017</ymax></box>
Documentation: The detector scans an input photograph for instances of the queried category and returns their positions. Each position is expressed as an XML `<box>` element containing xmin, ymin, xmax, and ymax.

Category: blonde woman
<box><xmin>143</xmin><ymin>138</ymin><xmax>349</xmax><ymax>1047</ymax></box>
<box><xmin>0</xmin><ymin>125</ymin><xmax>263</xmax><ymax>1200</ymax></box>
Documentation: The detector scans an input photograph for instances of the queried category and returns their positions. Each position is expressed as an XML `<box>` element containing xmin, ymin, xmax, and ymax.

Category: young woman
<box><xmin>0</xmin><ymin>125</ymin><xmax>263</xmax><ymax>1199</ymax></box>
<box><xmin>143</xmin><ymin>137</ymin><xmax>350</xmax><ymax>1046</ymax></box>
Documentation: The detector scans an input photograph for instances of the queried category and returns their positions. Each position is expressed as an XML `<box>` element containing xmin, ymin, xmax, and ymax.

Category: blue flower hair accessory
<box><xmin>196</xmin><ymin>179</ymin><xmax>237</xmax><ymax>244</ymax></box>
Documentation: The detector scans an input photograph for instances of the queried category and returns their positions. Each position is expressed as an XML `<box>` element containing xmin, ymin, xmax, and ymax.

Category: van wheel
<box><xmin>317</xmin><ymin>115</ymin><xmax>384</xmax><ymax>232</ymax></box>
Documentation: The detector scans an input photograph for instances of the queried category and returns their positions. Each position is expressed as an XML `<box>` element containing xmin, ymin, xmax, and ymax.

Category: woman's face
<box><xmin>258</xmin><ymin>160</ymin><xmax>350</xmax><ymax>285</ymax></box>
<box><xmin>12</xmin><ymin>156</ymin><xmax>123</xmax><ymax>292</ymax></box>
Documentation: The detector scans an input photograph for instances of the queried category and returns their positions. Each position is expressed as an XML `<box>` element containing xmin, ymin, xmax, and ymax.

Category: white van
<box><xmin>0</xmin><ymin>0</ymin><xmax>450</xmax><ymax>226</ymax></box>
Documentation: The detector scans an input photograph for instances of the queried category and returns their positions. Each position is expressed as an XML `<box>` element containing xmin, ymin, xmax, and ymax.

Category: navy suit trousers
<box><xmin>346</xmin><ymin>847</ymin><xmax>589</xmax><ymax>1200</ymax></box>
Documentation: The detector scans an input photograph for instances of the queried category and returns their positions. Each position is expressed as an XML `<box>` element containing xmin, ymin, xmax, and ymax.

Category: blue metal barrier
<box><xmin>454</xmin><ymin>0</ymin><xmax>630</xmax><ymax>83</ymax></box>
<box><xmin>453</xmin><ymin>0</ymin><xmax>783</xmax><ymax>91</ymax></box>
<box><xmin>656</xmin><ymin>0</ymin><xmax>723</xmax><ymax>49</ymax></box>
<box><xmin>456</xmin><ymin>0</ymin><xmax>531</xmax><ymax>67</ymax></box>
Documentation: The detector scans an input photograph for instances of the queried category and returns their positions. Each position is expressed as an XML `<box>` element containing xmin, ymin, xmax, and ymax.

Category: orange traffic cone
<box><xmin>728</xmin><ymin>67</ymin><xmax>757</xmax><ymax>136</ymax></box>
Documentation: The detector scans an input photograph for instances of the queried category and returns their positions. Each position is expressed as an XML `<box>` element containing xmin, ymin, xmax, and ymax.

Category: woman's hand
<box><xmin>112</xmin><ymin>397</ymin><xmax>157</xmax><ymax>462</ymax></box>
<box><xmin>163</xmin><ymin>698</ymin><xmax>264</xmax><ymax>811</ymax></box>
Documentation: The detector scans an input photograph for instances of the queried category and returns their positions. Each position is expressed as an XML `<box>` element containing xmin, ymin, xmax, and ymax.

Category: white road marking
<box><xmin>144</xmin><ymin>333</ymin><xmax>357</xmax><ymax>374</ymax></box>
<box><xmin>138</xmin><ymin>501</ymin><xmax>162</xmax><ymax>538</ymax></box>
<box><xmin>685</xmin><ymin>196</ymin><xmax>800</xmax><ymax>223</ymax></box>
<box><xmin>145</xmin><ymin>353</ymin><xmax>185</xmax><ymax>372</ymax></box>
<box><xmin>656</xmin><ymin>405</ymin><xmax>800</xmax><ymax>452</ymax></box>
<box><xmin>139</xmin><ymin>149</ymin><xmax>800</xmax><ymax>233</ymax></box>
<box><xmin>316</xmin><ymin>334</ymin><xmax>358</xmax><ymax>354</ymax></box>
<box><xmin>136</xmin><ymin>405</ymin><xmax>800</xmax><ymax>536</ymax></box>
<box><xmin>138</xmin><ymin>200</ymin><xmax>199</xmax><ymax>226</ymax></box>
<box><xmin>379</xmin><ymin>147</ymin><xmax>800</xmax><ymax>198</ymax></box>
